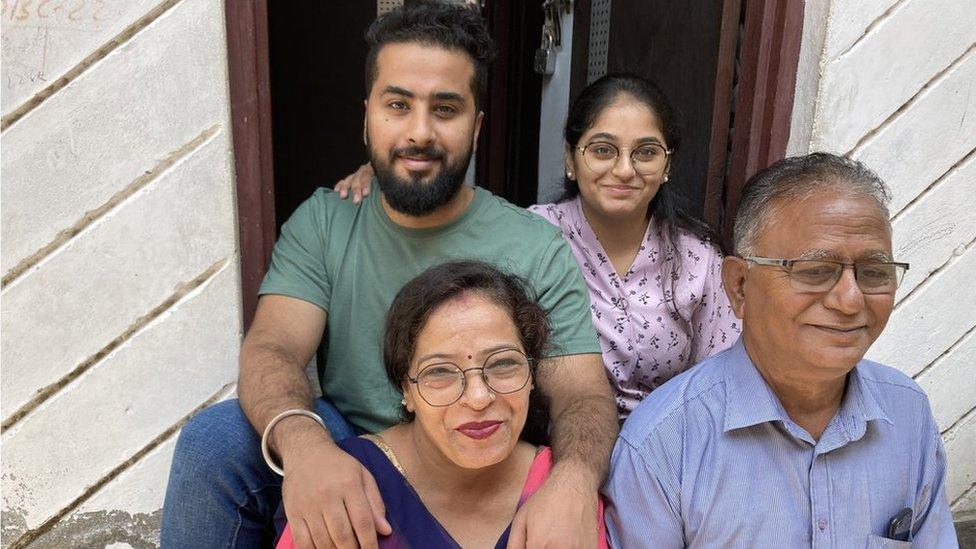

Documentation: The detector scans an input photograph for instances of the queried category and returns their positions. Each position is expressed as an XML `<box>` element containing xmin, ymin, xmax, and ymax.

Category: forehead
<box><xmin>372</xmin><ymin>42</ymin><xmax>475</xmax><ymax>100</ymax></box>
<box><xmin>755</xmin><ymin>192</ymin><xmax>892</xmax><ymax>259</ymax></box>
<box><xmin>583</xmin><ymin>95</ymin><xmax>663</xmax><ymax>141</ymax></box>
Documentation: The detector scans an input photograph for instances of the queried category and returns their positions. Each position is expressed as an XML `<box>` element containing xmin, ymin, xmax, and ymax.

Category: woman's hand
<box><xmin>334</xmin><ymin>164</ymin><xmax>375</xmax><ymax>204</ymax></box>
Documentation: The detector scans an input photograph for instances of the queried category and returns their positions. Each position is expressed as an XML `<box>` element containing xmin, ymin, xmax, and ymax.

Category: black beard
<box><xmin>370</xmin><ymin>142</ymin><xmax>473</xmax><ymax>217</ymax></box>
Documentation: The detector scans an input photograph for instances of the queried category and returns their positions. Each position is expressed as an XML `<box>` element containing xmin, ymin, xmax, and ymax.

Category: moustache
<box><xmin>391</xmin><ymin>145</ymin><xmax>445</xmax><ymax>161</ymax></box>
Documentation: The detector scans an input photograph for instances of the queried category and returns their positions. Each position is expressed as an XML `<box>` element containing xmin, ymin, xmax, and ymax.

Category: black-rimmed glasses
<box><xmin>577</xmin><ymin>142</ymin><xmax>671</xmax><ymax>176</ymax></box>
<box><xmin>743</xmin><ymin>256</ymin><xmax>909</xmax><ymax>294</ymax></box>
<box><xmin>406</xmin><ymin>348</ymin><xmax>532</xmax><ymax>407</ymax></box>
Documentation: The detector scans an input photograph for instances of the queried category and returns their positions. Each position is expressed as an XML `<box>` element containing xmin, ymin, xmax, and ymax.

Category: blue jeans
<box><xmin>160</xmin><ymin>398</ymin><xmax>357</xmax><ymax>548</ymax></box>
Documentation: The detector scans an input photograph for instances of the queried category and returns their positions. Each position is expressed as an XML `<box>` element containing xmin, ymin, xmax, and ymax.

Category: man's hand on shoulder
<box><xmin>507</xmin><ymin>462</ymin><xmax>601</xmax><ymax>549</ymax></box>
<box><xmin>277</xmin><ymin>421</ymin><xmax>392</xmax><ymax>549</ymax></box>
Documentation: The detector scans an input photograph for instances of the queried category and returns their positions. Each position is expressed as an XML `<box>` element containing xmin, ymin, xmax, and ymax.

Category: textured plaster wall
<box><xmin>1</xmin><ymin>0</ymin><xmax>242</xmax><ymax>546</ymax></box>
<box><xmin>789</xmin><ymin>0</ymin><xmax>976</xmax><ymax>521</ymax></box>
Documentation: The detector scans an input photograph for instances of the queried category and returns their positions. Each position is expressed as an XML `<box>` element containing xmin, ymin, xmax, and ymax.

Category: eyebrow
<box><xmin>586</xmin><ymin>132</ymin><xmax>665</xmax><ymax>146</ymax></box>
<box><xmin>795</xmin><ymin>249</ymin><xmax>894</xmax><ymax>261</ymax></box>
<box><xmin>415</xmin><ymin>344</ymin><xmax>520</xmax><ymax>365</ymax></box>
<box><xmin>381</xmin><ymin>87</ymin><xmax>466</xmax><ymax>104</ymax></box>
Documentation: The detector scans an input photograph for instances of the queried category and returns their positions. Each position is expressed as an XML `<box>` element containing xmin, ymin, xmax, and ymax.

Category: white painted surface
<box><xmin>794</xmin><ymin>0</ymin><xmax>976</xmax><ymax>517</ymax></box>
<box><xmin>0</xmin><ymin>0</ymin><xmax>242</xmax><ymax>544</ymax></box>
<box><xmin>810</xmin><ymin>0</ymin><xmax>976</xmax><ymax>153</ymax></box>
<box><xmin>855</xmin><ymin>48</ymin><xmax>976</xmax><ymax>215</ymax></box>
<box><xmin>0</xmin><ymin>0</ymin><xmax>231</xmax><ymax>274</ymax></box>
<box><xmin>918</xmin><ymin>328</ymin><xmax>976</xmax><ymax>432</ymax></box>
<box><xmin>1</xmin><ymin>130</ymin><xmax>235</xmax><ymax>419</ymax></box>
<box><xmin>1</xmin><ymin>256</ymin><xmax>241</xmax><ymax>530</ymax></box>
<box><xmin>0</xmin><ymin>0</ymin><xmax>161</xmax><ymax>114</ymax></box>
<box><xmin>869</xmin><ymin>237</ymin><xmax>975</xmax><ymax>377</ymax></box>
<box><xmin>889</xmin><ymin>153</ymin><xmax>976</xmax><ymax>297</ymax></box>
<box><xmin>944</xmin><ymin>411</ymin><xmax>976</xmax><ymax>511</ymax></box>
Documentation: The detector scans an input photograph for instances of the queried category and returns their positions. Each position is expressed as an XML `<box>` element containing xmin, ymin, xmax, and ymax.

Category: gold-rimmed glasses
<box><xmin>405</xmin><ymin>348</ymin><xmax>532</xmax><ymax>407</ymax></box>
<box><xmin>577</xmin><ymin>141</ymin><xmax>671</xmax><ymax>176</ymax></box>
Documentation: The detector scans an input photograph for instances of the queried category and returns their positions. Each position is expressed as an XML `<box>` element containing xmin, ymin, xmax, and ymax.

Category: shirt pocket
<box><xmin>866</xmin><ymin>534</ymin><xmax>912</xmax><ymax>548</ymax></box>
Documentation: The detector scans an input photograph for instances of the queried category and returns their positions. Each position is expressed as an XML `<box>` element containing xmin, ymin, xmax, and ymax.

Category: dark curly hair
<box><xmin>383</xmin><ymin>261</ymin><xmax>551</xmax><ymax>445</ymax></box>
<box><xmin>365</xmin><ymin>0</ymin><xmax>495</xmax><ymax>109</ymax></box>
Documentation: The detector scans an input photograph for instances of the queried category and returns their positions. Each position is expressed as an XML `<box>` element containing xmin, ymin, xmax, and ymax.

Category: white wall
<box><xmin>789</xmin><ymin>0</ymin><xmax>976</xmax><ymax>521</ymax></box>
<box><xmin>0</xmin><ymin>0</ymin><xmax>242</xmax><ymax>546</ymax></box>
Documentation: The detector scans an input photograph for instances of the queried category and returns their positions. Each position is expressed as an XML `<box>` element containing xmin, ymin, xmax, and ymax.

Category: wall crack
<box><xmin>847</xmin><ymin>43</ymin><xmax>976</xmax><ymax>158</ymax></box>
<box><xmin>0</xmin><ymin>0</ymin><xmax>187</xmax><ymax>132</ymax></box>
<box><xmin>6</xmin><ymin>383</ymin><xmax>236</xmax><ymax>549</ymax></box>
<box><xmin>1</xmin><ymin>257</ymin><xmax>231</xmax><ymax>434</ymax></box>
<box><xmin>1</xmin><ymin>124</ymin><xmax>221</xmax><ymax>291</ymax></box>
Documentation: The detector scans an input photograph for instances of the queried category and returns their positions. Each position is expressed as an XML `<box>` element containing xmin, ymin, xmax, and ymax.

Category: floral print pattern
<box><xmin>530</xmin><ymin>198</ymin><xmax>740</xmax><ymax>418</ymax></box>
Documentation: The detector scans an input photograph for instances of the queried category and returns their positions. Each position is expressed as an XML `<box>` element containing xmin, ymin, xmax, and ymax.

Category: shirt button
<box><xmin>817</xmin><ymin>518</ymin><xmax>827</xmax><ymax>531</ymax></box>
<box><xmin>616</xmin><ymin>298</ymin><xmax>628</xmax><ymax>310</ymax></box>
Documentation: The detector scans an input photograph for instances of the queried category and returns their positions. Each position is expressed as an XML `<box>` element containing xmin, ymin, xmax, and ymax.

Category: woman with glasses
<box><xmin>275</xmin><ymin>261</ymin><xmax>607</xmax><ymax>548</ymax></box>
<box><xmin>334</xmin><ymin>74</ymin><xmax>739</xmax><ymax>420</ymax></box>
<box><xmin>529</xmin><ymin>74</ymin><xmax>739</xmax><ymax>418</ymax></box>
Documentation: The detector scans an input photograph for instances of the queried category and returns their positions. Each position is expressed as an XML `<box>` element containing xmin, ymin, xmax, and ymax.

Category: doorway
<box><xmin>225</xmin><ymin>0</ymin><xmax>803</xmax><ymax>328</ymax></box>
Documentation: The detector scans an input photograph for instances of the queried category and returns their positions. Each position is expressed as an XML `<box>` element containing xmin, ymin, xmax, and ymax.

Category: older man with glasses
<box><xmin>604</xmin><ymin>153</ymin><xmax>958</xmax><ymax>547</ymax></box>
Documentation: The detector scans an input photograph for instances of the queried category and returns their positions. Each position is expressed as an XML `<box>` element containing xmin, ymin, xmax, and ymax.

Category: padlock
<box><xmin>534</xmin><ymin>30</ymin><xmax>555</xmax><ymax>75</ymax></box>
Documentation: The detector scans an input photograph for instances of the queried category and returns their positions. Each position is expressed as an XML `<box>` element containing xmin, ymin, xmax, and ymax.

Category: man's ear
<box><xmin>722</xmin><ymin>256</ymin><xmax>748</xmax><ymax>320</ymax></box>
<box><xmin>472</xmin><ymin>110</ymin><xmax>485</xmax><ymax>153</ymax></box>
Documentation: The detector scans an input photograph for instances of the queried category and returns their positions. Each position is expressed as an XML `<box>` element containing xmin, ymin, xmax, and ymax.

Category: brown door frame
<box><xmin>723</xmin><ymin>0</ymin><xmax>804</xmax><ymax>246</ymax></box>
<box><xmin>224</xmin><ymin>0</ymin><xmax>803</xmax><ymax>327</ymax></box>
<box><xmin>225</xmin><ymin>0</ymin><xmax>276</xmax><ymax>330</ymax></box>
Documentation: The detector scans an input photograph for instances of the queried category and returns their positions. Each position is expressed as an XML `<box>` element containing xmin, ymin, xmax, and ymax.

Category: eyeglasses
<box><xmin>577</xmin><ymin>141</ymin><xmax>671</xmax><ymax>176</ymax></box>
<box><xmin>743</xmin><ymin>256</ymin><xmax>910</xmax><ymax>294</ymax></box>
<box><xmin>405</xmin><ymin>348</ymin><xmax>532</xmax><ymax>407</ymax></box>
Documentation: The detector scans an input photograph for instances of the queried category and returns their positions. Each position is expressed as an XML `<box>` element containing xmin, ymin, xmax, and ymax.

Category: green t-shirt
<box><xmin>259</xmin><ymin>185</ymin><xmax>599</xmax><ymax>432</ymax></box>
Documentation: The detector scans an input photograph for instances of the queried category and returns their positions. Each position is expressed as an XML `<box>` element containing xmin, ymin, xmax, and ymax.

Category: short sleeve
<box><xmin>689</xmin><ymin>244</ymin><xmax>740</xmax><ymax>364</ymax></box>
<box><xmin>258</xmin><ymin>190</ymin><xmax>333</xmax><ymax>312</ymax></box>
<box><xmin>604</xmin><ymin>436</ymin><xmax>684</xmax><ymax>549</ymax></box>
<box><xmin>531</xmin><ymin>234</ymin><xmax>601</xmax><ymax>357</ymax></box>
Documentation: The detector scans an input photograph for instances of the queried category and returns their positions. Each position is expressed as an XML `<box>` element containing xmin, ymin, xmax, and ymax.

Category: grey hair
<box><xmin>733</xmin><ymin>153</ymin><xmax>892</xmax><ymax>256</ymax></box>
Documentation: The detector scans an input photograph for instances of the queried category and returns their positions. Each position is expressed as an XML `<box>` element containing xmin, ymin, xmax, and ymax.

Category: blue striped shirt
<box><xmin>604</xmin><ymin>339</ymin><xmax>957</xmax><ymax>548</ymax></box>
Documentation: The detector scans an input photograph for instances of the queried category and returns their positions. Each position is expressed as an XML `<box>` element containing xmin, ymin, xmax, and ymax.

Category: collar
<box><xmin>722</xmin><ymin>339</ymin><xmax>892</xmax><ymax>439</ymax></box>
<box><xmin>722</xmin><ymin>339</ymin><xmax>792</xmax><ymax>433</ymax></box>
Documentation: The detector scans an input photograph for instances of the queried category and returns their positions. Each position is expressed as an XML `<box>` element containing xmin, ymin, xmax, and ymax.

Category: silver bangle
<box><xmin>260</xmin><ymin>408</ymin><xmax>327</xmax><ymax>476</ymax></box>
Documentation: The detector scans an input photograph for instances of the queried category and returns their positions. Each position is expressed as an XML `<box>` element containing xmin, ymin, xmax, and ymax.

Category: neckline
<box><xmin>356</xmin><ymin>436</ymin><xmax>547</xmax><ymax>548</ymax></box>
<box><xmin>573</xmin><ymin>197</ymin><xmax>654</xmax><ymax>283</ymax></box>
<box><xmin>371</xmin><ymin>183</ymin><xmax>487</xmax><ymax>238</ymax></box>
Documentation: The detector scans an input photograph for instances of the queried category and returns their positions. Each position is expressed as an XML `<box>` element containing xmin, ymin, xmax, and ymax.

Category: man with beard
<box><xmin>160</xmin><ymin>3</ymin><xmax>617</xmax><ymax>548</ymax></box>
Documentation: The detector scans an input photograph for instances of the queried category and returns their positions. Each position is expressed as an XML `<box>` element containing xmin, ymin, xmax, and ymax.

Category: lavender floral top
<box><xmin>530</xmin><ymin>198</ymin><xmax>740</xmax><ymax>418</ymax></box>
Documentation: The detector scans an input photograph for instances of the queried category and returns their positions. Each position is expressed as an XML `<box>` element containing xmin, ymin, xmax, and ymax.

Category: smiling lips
<box><xmin>456</xmin><ymin>420</ymin><xmax>502</xmax><ymax>440</ymax></box>
<box><xmin>603</xmin><ymin>184</ymin><xmax>639</xmax><ymax>195</ymax></box>
<box><xmin>398</xmin><ymin>155</ymin><xmax>441</xmax><ymax>170</ymax></box>
<box><xmin>813</xmin><ymin>324</ymin><xmax>865</xmax><ymax>336</ymax></box>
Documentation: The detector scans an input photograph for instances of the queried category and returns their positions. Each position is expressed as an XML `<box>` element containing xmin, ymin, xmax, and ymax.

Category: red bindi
<box><xmin>467</xmin><ymin>354</ymin><xmax>473</xmax><ymax>360</ymax></box>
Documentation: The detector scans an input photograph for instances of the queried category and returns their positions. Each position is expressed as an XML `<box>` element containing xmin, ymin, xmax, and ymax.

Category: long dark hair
<box><xmin>561</xmin><ymin>73</ymin><xmax>721</xmax><ymax>318</ymax></box>
<box><xmin>383</xmin><ymin>261</ymin><xmax>551</xmax><ymax>445</ymax></box>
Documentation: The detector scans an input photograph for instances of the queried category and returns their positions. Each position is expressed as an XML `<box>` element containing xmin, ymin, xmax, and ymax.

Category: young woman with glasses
<box><xmin>275</xmin><ymin>261</ymin><xmax>607</xmax><ymax>548</ymax></box>
<box><xmin>334</xmin><ymin>74</ymin><xmax>739</xmax><ymax>420</ymax></box>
